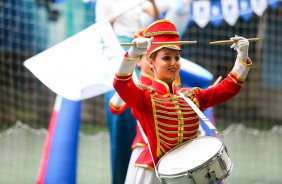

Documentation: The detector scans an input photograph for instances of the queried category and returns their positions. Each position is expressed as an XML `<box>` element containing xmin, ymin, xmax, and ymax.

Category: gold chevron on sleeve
<box><xmin>123</xmin><ymin>56</ymin><xmax>139</xmax><ymax>61</ymax></box>
<box><xmin>228</xmin><ymin>74</ymin><xmax>243</xmax><ymax>85</ymax></box>
<box><xmin>114</xmin><ymin>76</ymin><xmax>132</xmax><ymax>81</ymax></box>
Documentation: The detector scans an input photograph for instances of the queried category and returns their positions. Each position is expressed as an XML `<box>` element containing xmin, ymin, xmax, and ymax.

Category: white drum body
<box><xmin>157</xmin><ymin>136</ymin><xmax>232</xmax><ymax>184</ymax></box>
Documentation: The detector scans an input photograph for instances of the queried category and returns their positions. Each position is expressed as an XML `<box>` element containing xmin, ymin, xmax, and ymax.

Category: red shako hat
<box><xmin>143</xmin><ymin>19</ymin><xmax>181</xmax><ymax>58</ymax></box>
<box><xmin>134</xmin><ymin>28</ymin><xmax>146</xmax><ymax>38</ymax></box>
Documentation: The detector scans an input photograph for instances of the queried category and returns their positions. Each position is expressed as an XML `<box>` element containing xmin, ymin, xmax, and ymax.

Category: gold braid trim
<box><xmin>158</xmin><ymin>127</ymin><xmax>198</xmax><ymax>134</ymax></box>
<box><xmin>131</xmin><ymin>143</ymin><xmax>146</xmax><ymax>149</ymax></box>
<box><xmin>156</xmin><ymin>115</ymin><xmax>199</xmax><ymax>121</ymax></box>
<box><xmin>228</xmin><ymin>74</ymin><xmax>243</xmax><ymax>86</ymax></box>
<box><xmin>160</xmin><ymin>141</ymin><xmax>172</xmax><ymax>150</ymax></box>
<box><xmin>109</xmin><ymin>105</ymin><xmax>124</xmax><ymax>111</ymax></box>
<box><xmin>183</xmin><ymin>87</ymin><xmax>202</xmax><ymax>108</ymax></box>
<box><xmin>151</xmin><ymin>93</ymin><xmax>161</xmax><ymax>157</ymax></box>
<box><xmin>141</xmin><ymin>72</ymin><xmax>154</xmax><ymax>81</ymax></box>
<box><xmin>160</xmin><ymin>146</ymin><xmax>166</xmax><ymax>155</ymax></box>
<box><xmin>114</xmin><ymin>76</ymin><xmax>132</xmax><ymax>81</ymax></box>
<box><xmin>153</xmin><ymin>99</ymin><xmax>190</xmax><ymax>107</ymax></box>
<box><xmin>136</xmin><ymin>84</ymin><xmax>154</xmax><ymax>93</ymax></box>
<box><xmin>160</xmin><ymin>139</ymin><xmax>178</xmax><ymax>147</ymax></box>
<box><xmin>143</xmin><ymin>31</ymin><xmax>180</xmax><ymax>37</ymax></box>
<box><xmin>182</xmin><ymin>133</ymin><xmax>198</xmax><ymax>141</ymax></box>
<box><xmin>134</xmin><ymin>164</ymin><xmax>155</xmax><ymax>171</ymax></box>
<box><xmin>231</xmin><ymin>71</ymin><xmax>244</xmax><ymax>82</ymax></box>
<box><xmin>123</xmin><ymin>56</ymin><xmax>139</xmax><ymax>61</ymax></box>
<box><xmin>154</xmin><ymin>103</ymin><xmax>192</xmax><ymax>110</ymax></box>
<box><xmin>183</xmin><ymin>87</ymin><xmax>201</xmax><ymax>96</ymax></box>
<box><xmin>159</xmin><ymin>133</ymin><xmax>179</xmax><ymax>141</ymax></box>
<box><xmin>116</xmin><ymin>71</ymin><xmax>133</xmax><ymax>76</ymax></box>
<box><xmin>157</xmin><ymin>121</ymin><xmax>199</xmax><ymax>128</ymax></box>
<box><xmin>237</xmin><ymin>55</ymin><xmax>252</xmax><ymax>67</ymax></box>
<box><xmin>143</xmin><ymin>19</ymin><xmax>180</xmax><ymax>37</ymax></box>
<box><xmin>160</xmin><ymin>132</ymin><xmax>198</xmax><ymax>142</ymax></box>
<box><xmin>155</xmin><ymin>109</ymin><xmax>195</xmax><ymax>115</ymax></box>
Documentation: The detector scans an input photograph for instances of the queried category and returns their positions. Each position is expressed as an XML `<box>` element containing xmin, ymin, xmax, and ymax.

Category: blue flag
<box><xmin>222</xmin><ymin>0</ymin><xmax>239</xmax><ymax>26</ymax></box>
<box><xmin>210</xmin><ymin>0</ymin><xmax>223</xmax><ymax>28</ymax></box>
<box><xmin>268</xmin><ymin>0</ymin><xmax>281</xmax><ymax>10</ymax></box>
<box><xmin>187</xmin><ymin>3</ymin><xmax>194</xmax><ymax>27</ymax></box>
<box><xmin>239</xmin><ymin>0</ymin><xmax>253</xmax><ymax>22</ymax></box>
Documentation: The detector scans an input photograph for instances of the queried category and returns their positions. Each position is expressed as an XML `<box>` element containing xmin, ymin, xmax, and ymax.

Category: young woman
<box><xmin>113</xmin><ymin>19</ymin><xmax>252</xmax><ymax>184</ymax></box>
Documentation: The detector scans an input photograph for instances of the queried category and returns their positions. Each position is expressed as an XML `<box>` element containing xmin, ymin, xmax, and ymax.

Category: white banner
<box><xmin>193</xmin><ymin>0</ymin><xmax>210</xmax><ymax>28</ymax></box>
<box><xmin>24</xmin><ymin>22</ymin><xmax>125</xmax><ymax>101</ymax></box>
<box><xmin>163</xmin><ymin>0</ymin><xmax>192</xmax><ymax>38</ymax></box>
<box><xmin>221</xmin><ymin>0</ymin><xmax>239</xmax><ymax>26</ymax></box>
<box><xmin>250</xmin><ymin>0</ymin><xmax>268</xmax><ymax>16</ymax></box>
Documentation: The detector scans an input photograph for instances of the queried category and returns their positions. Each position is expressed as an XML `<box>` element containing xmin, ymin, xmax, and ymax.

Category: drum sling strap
<box><xmin>177</xmin><ymin>92</ymin><xmax>223</xmax><ymax>139</ymax></box>
<box><xmin>136</xmin><ymin>92</ymin><xmax>224</xmax><ymax>183</ymax></box>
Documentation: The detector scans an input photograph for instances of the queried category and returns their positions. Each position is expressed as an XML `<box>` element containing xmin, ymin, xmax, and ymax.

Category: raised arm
<box><xmin>189</xmin><ymin>36</ymin><xmax>252</xmax><ymax>110</ymax></box>
<box><xmin>143</xmin><ymin>0</ymin><xmax>160</xmax><ymax>19</ymax></box>
<box><xmin>113</xmin><ymin>37</ymin><xmax>153</xmax><ymax>111</ymax></box>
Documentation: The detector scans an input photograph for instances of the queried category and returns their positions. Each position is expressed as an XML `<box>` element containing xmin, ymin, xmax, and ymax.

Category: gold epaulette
<box><xmin>136</xmin><ymin>84</ymin><xmax>154</xmax><ymax>93</ymax></box>
<box><xmin>183</xmin><ymin>87</ymin><xmax>201</xmax><ymax>97</ymax></box>
<box><xmin>183</xmin><ymin>87</ymin><xmax>202</xmax><ymax>108</ymax></box>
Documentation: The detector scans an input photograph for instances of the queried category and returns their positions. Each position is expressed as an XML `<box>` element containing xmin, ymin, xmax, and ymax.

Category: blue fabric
<box><xmin>106</xmin><ymin>36</ymin><xmax>137</xmax><ymax>184</ymax></box>
<box><xmin>210</xmin><ymin>0</ymin><xmax>224</xmax><ymax>28</ymax></box>
<box><xmin>105</xmin><ymin>91</ymin><xmax>136</xmax><ymax>184</ymax></box>
<box><xmin>239</xmin><ymin>0</ymin><xmax>253</xmax><ymax>22</ymax></box>
<box><xmin>268</xmin><ymin>0</ymin><xmax>281</xmax><ymax>10</ymax></box>
<box><xmin>179</xmin><ymin>60</ymin><xmax>216</xmax><ymax>136</ymax></box>
<box><xmin>45</xmin><ymin>98</ymin><xmax>82</xmax><ymax>184</ymax></box>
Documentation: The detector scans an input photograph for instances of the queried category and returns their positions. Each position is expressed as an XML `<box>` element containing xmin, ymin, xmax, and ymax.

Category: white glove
<box><xmin>230</xmin><ymin>35</ymin><xmax>249</xmax><ymax>62</ymax></box>
<box><xmin>128</xmin><ymin>37</ymin><xmax>154</xmax><ymax>58</ymax></box>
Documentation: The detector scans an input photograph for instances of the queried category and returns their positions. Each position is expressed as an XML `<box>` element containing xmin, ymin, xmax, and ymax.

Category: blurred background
<box><xmin>0</xmin><ymin>0</ymin><xmax>281</xmax><ymax>183</ymax></box>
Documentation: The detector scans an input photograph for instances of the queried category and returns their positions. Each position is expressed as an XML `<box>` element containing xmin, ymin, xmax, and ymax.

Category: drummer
<box><xmin>113</xmin><ymin>19</ymin><xmax>252</xmax><ymax>183</ymax></box>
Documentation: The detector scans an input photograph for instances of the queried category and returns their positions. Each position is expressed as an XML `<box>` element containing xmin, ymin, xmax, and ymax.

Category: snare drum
<box><xmin>157</xmin><ymin>136</ymin><xmax>232</xmax><ymax>184</ymax></box>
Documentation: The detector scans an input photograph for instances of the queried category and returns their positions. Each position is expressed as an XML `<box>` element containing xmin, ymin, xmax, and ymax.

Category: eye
<box><xmin>162</xmin><ymin>56</ymin><xmax>171</xmax><ymax>61</ymax></box>
<box><xmin>175</xmin><ymin>56</ymin><xmax>180</xmax><ymax>61</ymax></box>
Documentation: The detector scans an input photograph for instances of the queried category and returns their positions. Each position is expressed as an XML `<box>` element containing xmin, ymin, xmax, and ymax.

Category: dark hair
<box><xmin>149</xmin><ymin>50</ymin><xmax>159</xmax><ymax>60</ymax></box>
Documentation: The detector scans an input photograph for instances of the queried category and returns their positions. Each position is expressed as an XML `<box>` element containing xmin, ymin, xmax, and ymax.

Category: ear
<box><xmin>149</xmin><ymin>59</ymin><xmax>154</xmax><ymax>69</ymax></box>
<box><xmin>137</xmin><ymin>58</ymin><xmax>141</xmax><ymax>68</ymax></box>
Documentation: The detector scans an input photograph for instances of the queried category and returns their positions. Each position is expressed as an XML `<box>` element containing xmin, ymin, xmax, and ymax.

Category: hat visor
<box><xmin>163</xmin><ymin>46</ymin><xmax>182</xmax><ymax>51</ymax></box>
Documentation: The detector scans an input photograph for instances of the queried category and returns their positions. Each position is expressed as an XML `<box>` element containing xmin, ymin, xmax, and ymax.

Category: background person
<box><xmin>95</xmin><ymin>1</ymin><xmax>159</xmax><ymax>183</ymax></box>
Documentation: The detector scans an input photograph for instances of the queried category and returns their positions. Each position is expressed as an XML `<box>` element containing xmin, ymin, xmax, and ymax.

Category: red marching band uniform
<box><xmin>113</xmin><ymin>20</ymin><xmax>252</xmax><ymax>173</ymax></box>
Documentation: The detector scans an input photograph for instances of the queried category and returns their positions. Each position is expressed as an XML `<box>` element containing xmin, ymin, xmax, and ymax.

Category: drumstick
<box><xmin>210</xmin><ymin>38</ymin><xmax>259</xmax><ymax>45</ymax></box>
<box><xmin>121</xmin><ymin>41</ymin><xmax>197</xmax><ymax>46</ymax></box>
<box><xmin>212</xmin><ymin>76</ymin><xmax>222</xmax><ymax>86</ymax></box>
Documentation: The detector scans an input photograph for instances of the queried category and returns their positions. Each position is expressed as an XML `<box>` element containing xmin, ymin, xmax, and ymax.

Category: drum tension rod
<box><xmin>208</xmin><ymin>169</ymin><xmax>220</xmax><ymax>183</ymax></box>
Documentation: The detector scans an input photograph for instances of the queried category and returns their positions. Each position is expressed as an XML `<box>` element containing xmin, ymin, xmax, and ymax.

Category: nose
<box><xmin>171</xmin><ymin>58</ymin><xmax>177</xmax><ymax>66</ymax></box>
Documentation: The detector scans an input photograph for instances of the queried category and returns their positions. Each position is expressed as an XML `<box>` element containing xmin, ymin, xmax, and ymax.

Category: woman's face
<box><xmin>150</xmin><ymin>48</ymin><xmax>181</xmax><ymax>84</ymax></box>
<box><xmin>137</xmin><ymin>54</ymin><xmax>154</xmax><ymax>76</ymax></box>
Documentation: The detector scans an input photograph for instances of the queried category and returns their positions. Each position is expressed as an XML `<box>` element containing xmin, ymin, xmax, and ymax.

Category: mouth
<box><xmin>168</xmin><ymin>68</ymin><xmax>177</xmax><ymax>72</ymax></box>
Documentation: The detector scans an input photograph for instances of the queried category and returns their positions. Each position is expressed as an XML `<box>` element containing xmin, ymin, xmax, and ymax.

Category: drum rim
<box><xmin>157</xmin><ymin>136</ymin><xmax>226</xmax><ymax>175</ymax></box>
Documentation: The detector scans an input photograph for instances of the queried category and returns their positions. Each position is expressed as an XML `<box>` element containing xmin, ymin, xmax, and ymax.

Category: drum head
<box><xmin>158</xmin><ymin>137</ymin><xmax>223</xmax><ymax>175</ymax></box>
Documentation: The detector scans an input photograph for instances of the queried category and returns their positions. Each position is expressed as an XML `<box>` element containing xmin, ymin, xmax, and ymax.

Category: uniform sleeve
<box><xmin>113</xmin><ymin>52</ymin><xmax>147</xmax><ymax>111</ymax></box>
<box><xmin>109</xmin><ymin>92</ymin><xmax>130</xmax><ymax>115</ymax></box>
<box><xmin>196</xmin><ymin>56</ymin><xmax>252</xmax><ymax>110</ymax></box>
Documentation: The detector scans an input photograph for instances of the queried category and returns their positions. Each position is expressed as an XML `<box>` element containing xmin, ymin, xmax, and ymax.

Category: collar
<box><xmin>139</xmin><ymin>72</ymin><xmax>154</xmax><ymax>86</ymax></box>
<box><xmin>151</xmin><ymin>78</ymin><xmax>179</xmax><ymax>95</ymax></box>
